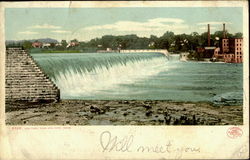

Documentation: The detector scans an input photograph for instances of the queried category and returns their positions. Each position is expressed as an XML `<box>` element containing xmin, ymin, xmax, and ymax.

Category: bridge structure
<box><xmin>119</xmin><ymin>49</ymin><xmax>169</xmax><ymax>57</ymax></box>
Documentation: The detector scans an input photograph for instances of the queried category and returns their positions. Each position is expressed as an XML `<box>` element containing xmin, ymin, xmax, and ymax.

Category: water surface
<box><xmin>32</xmin><ymin>52</ymin><xmax>243</xmax><ymax>105</ymax></box>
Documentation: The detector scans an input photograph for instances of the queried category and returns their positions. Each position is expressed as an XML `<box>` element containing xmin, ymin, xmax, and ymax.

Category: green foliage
<box><xmin>22</xmin><ymin>41</ymin><xmax>32</xmax><ymax>49</ymax></box>
<box><xmin>6</xmin><ymin>31</ymin><xmax>243</xmax><ymax>53</ymax></box>
<box><xmin>234</xmin><ymin>32</ymin><xmax>243</xmax><ymax>38</ymax></box>
<box><xmin>61</xmin><ymin>40</ymin><xmax>68</xmax><ymax>48</ymax></box>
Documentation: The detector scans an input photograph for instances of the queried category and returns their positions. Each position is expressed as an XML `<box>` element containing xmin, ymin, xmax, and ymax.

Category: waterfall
<box><xmin>32</xmin><ymin>52</ymin><xmax>171</xmax><ymax>99</ymax></box>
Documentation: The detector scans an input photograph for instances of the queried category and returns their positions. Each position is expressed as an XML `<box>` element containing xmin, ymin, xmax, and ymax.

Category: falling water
<box><xmin>32</xmin><ymin>52</ymin><xmax>243</xmax><ymax>105</ymax></box>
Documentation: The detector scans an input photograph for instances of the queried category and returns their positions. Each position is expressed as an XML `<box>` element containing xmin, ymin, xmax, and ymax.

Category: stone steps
<box><xmin>5</xmin><ymin>48</ymin><xmax>60</xmax><ymax>103</ymax></box>
<box><xmin>6</xmin><ymin>81</ymin><xmax>57</xmax><ymax>87</ymax></box>
<box><xmin>5</xmin><ymin>91</ymin><xmax>59</xmax><ymax>95</ymax></box>
<box><xmin>6</xmin><ymin>76</ymin><xmax>51</xmax><ymax>79</ymax></box>
<box><xmin>6</xmin><ymin>84</ymin><xmax>57</xmax><ymax>88</ymax></box>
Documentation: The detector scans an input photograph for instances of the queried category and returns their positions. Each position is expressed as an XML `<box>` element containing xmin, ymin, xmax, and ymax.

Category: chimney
<box><xmin>207</xmin><ymin>24</ymin><xmax>210</xmax><ymax>47</ymax></box>
<box><xmin>223</xmin><ymin>23</ymin><xmax>226</xmax><ymax>38</ymax></box>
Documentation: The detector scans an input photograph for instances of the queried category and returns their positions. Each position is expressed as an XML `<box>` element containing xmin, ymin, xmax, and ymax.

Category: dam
<box><xmin>120</xmin><ymin>49</ymin><xmax>169</xmax><ymax>57</ymax></box>
<box><xmin>30</xmin><ymin>52</ymin><xmax>242</xmax><ymax>105</ymax></box>
<box><xmin>4</xmin><ymin>47</ymin><xmax>243</xmax><ymax>106</ymax></box>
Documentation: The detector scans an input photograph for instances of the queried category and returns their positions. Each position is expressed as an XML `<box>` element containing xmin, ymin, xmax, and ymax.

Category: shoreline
<box><xmin>5</xmin><ymin>100</ymin><xmax>243</xmax><ymax>125</ymax></box>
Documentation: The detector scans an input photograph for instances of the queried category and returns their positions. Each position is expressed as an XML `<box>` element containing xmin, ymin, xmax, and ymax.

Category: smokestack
<box><xmin>207</xmin><ymin>24</ymin><xmax>210</xmax><ymax>46</ymax></box>
<box><xmin>223</xmin><ymin>23</ymin><xmax>226</xmax><ymax>38</ymax></box>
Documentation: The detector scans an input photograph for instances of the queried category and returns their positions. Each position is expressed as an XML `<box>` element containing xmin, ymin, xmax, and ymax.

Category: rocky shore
<box><xmin>5</xmin><ymin>100</ymin><xmax>243</xmax><ymax>125</ymax></box>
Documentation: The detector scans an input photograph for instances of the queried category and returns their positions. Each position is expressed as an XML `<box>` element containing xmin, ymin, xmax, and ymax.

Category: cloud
<box><xmin>51</xmin><ymin>30</ymin><xmax>71</xmax><ymax>33</ymax></box>
<box><xmin>83</xmin><ymin>18</ymin><xmax>188</xmax><ymax>32</ymax></box>
<box><xmin>148</xmin><ymin>18</ymin><xmax>184</xmax><ymax>24</ymax></box>
<box><xmin>29</xmin><ymin>24</ymin><xmax>61</xmax><ymax>29</ymax></box>
<box><xmin>199</xmin><ymin>26</ymin><xmax>216</xmax><ymax>30</ymax></box>
<box><xmin>197</xmin><ymin>21</ymin><xmax>232</xmax><ymax>25</ymax></box>
<box><xmin>18</xmin><ymin>31</ymin><xmax>38</xmax><ymax>35</ymax></box>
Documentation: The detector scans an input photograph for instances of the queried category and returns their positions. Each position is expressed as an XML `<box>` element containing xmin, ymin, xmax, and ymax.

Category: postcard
<box><xmin>0</xmin><ymin>1</ymin><xmax>249</xmax><ymax>159</ymax></box>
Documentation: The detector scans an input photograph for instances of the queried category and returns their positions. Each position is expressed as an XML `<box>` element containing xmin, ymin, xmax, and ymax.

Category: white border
<box><xmin>0</xmin><ymin>1</ymin><xmax>249</xmax><ymax>159</ymax></box>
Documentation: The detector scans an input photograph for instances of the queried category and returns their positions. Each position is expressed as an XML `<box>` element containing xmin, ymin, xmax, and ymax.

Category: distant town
<box><xmin>6</xmin><ymin>23</ymin><xmax>243</xmax><ymax>63</ymax></box>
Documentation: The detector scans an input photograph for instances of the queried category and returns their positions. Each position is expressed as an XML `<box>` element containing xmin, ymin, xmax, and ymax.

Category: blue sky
<box><xmin>5</xmin><ymin>7</ymin><xmax>243</xmax><ymax>42</ymax></box>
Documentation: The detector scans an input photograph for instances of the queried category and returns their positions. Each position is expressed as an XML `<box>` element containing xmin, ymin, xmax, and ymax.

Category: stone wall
<box><xmin>5</xmin><ymin>48</ymin><xmax>60</xmax><ymax>103</ymax></box>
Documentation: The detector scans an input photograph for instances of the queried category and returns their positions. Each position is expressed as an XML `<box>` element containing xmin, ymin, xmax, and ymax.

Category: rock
<box><xmin>173</xmin><ymin>118</ymin><xmax>180</xmax><ymax>125</ymax></box>
<box><xmin>104</xmin><ymin>105</ymin><xmax>110</xmax><ymax>111</ymax></box>
<box><xmin>221</xmin><ymin>97</ymin><xmax>227</xmax><ymax>102</ymax></box>
<box><xmin>99</xmin><ymin>110</ymin><xmax>105</xmax><ymax>114</ymax></box>
<box><xmin>192</xmin><ymin>115</ymin><xmax>197</xmax><ymax>125</ymax></box>
<box><xmin>151</xmin><ymin>120</ymin><xmax>157</xmax><ymax>123</ymax></box>
<box><xmin>47</xmin><ymin>110</ymin><xmax>56</xmax><ymax>114</ymax></box>
<box><xmin>163</xmin><ymin>111</ymin><xmax>168</xmax><ymax>116</ymax></box>
<box><xmin>164</xmin><ymin>116</ymin><xmax>172</xmax><ymax>125</ymax></box>
<box><xmin>123</xmin><ymin>112</ymin><xmax>128</xmax><ymax>116</ymax></box>
<box><xmin>88</xmin><ymin>115</ymin><xmax>93</xmax><ymax>119</ymax></box>
<box><xmin>81</xmin><ymin>117</ymin><xmax>88</xmax><ymax>121</ymax></box>
<box><xmin>158</xmin><ymin>119</ymin><xmax>164</xmax><ymax>123</ymax></box>
<box><xmin>123</xmin><ymin>100</ymin><xmax>129</xmax><ymax>104</ymax></box>
<box><xmin>90</xmin><ymin>105</ymin><xmax>101</xmax><ymax>113</ymax></box>
<box><xmin>119</xmin><ymin>100</ymin><xmax>129</xmax><ymax>104</ymax></box>
<box><xmin>145</xmin><ymin>110</ymin><xmax>153</xmax><ymax>117</ymax></box>
<box><xmin>129</xmin><ymin>121</ymin><xmax>137</xmax><ymax>125</ymax></box>
<box><xmin>143</xmin><ymin>104</ymin><xmax>152</xmax><ymax>110</ymax></box>
<box><xmin>157</xmin><ymin>110</ymin><xmax>163</xmax><ymax>114</ymax></box>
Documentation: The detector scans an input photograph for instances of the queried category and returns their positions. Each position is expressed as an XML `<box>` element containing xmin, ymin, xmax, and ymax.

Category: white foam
<box><xmin>52</xmin><ymin>57</ymin><xmax>173</xmax><ymax>98</ymax></box>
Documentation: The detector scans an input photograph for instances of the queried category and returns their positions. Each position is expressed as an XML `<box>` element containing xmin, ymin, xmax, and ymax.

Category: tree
<box><xmin>234</xmin><ymin>32</ymin><xmax>243</xmax><ymax>38</ymax></box>
<box><xmin>199</xmin><ymin>32</ymin><xmax>208</xmax><ymax>47</ymax></box>
<box><xmin>50</xmin><ymin>43</ymin><xmax>55</xmax><ymax>48</ymax></box>
<box><xmin>159</xmin><ymin>31</ymin><xmax>175</xmax><ymax>49</ymax></box>
<box><xmin>189</xmin><ymin>32</ymin><xmax>199</xmax><ymax>50</ymax></box>
<box><xmin>61</xmin><ymin>40</ymin><xmax>68</xmax><ymax>48</ymax></box>
<box><xmin>71</xmin><ymin>39</ymin><xmax>78</xmax><ymax>43</ymax></box>
<box><xmin>22</xmin><ymin>41</ymin><xmax>32</xmax><ymax>49</ymax></box>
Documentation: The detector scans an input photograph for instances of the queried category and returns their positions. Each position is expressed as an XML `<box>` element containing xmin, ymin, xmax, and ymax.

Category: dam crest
<box><xmin>120</xmin><ymin>49</ymin><xmax>169</xmax><ymax>57</ymax></box>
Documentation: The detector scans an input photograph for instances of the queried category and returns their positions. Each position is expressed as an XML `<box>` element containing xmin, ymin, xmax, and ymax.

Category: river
<box><xmin>31</xmin><ymin>52</ymin><xmax>243</xmax><ymax>106</ymax></box>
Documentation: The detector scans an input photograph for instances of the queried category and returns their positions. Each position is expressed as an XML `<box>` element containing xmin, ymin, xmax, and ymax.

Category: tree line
<box><xmin>7</xmin><ymin>31</ymin><xmax>243</xmax><ymax>53</ymax></box>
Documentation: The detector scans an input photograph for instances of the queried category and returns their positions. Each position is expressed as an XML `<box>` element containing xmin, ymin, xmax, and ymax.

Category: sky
<box><xmin>5</xmin><ymin>7</ymin><xmax>243</xmax><ymax>42</ymax></box>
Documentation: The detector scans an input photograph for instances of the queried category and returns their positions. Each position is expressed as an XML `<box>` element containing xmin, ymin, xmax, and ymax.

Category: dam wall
<box><xmin>5</xmin><ymin>48</ymin><xmax>60</xmax><ymax>103</ymax></box>
<box><xmin>120</xmin><ymin>49</ymin><xmax>169</xmax><ymax>56</ymax></box>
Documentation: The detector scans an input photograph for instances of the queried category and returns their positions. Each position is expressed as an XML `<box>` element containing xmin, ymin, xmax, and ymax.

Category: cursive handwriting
<box><xmin>137</xmin><ymin>141</ymin><xmax>172</xmax><ymax>153</ymax></box>
<box><xmin>100</xmin><ymin>131</ymin><xmax>133</xmax><ymax>152</ymax></box>
<box><xmin>99</xmin><ymin>130</ymin><xmax>201</xmax><ymax>157</ymax></box>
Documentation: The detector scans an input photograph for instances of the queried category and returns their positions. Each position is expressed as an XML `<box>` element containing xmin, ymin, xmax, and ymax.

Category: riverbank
<box><xmin>5</xmin><ymin>100</ymin><xmax>243</xmax><ymax>125</ymax></box>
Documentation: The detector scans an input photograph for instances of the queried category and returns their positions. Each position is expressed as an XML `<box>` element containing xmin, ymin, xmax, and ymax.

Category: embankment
<box><xmin>5</xmin><ymin>48</ymin><xmax>60</xmax><ymax>105</ymax></box>
<box><xmin>6</xmin><ymin>100</ymin><xmax>242</xmax><ymax>125</ymax></box>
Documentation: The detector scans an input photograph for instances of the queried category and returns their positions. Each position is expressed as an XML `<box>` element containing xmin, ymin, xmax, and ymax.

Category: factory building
<box><xmin>213</xmin><ymin>24</ymin><xmax>243</xmax><ymax>63</ymax></box>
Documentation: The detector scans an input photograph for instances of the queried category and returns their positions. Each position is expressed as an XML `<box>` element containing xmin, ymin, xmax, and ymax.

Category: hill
<box><xmin>6</xmin><ymin>38</ymin><xmax>59</xmax><ymax>45</ymax></box>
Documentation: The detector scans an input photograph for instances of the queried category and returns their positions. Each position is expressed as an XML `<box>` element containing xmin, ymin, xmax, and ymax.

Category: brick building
<box><xmin>213</xmin><ymin>38</ymin><xmax>243</xmax><ymax>63</ymax></box>
<box><xmin>213</xmin><ymin>24</ymin><xmax>243</xmax><ymax>63</ymax></box>
<box><xmin>32</xmin><ymin>41</ymin><xmax>43</xmax><ymax>48</ymax></box>
<box><xmin>229</xmin><ymin>38</ymin><xmax>243</xmax><ymax>63</ymax></box>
